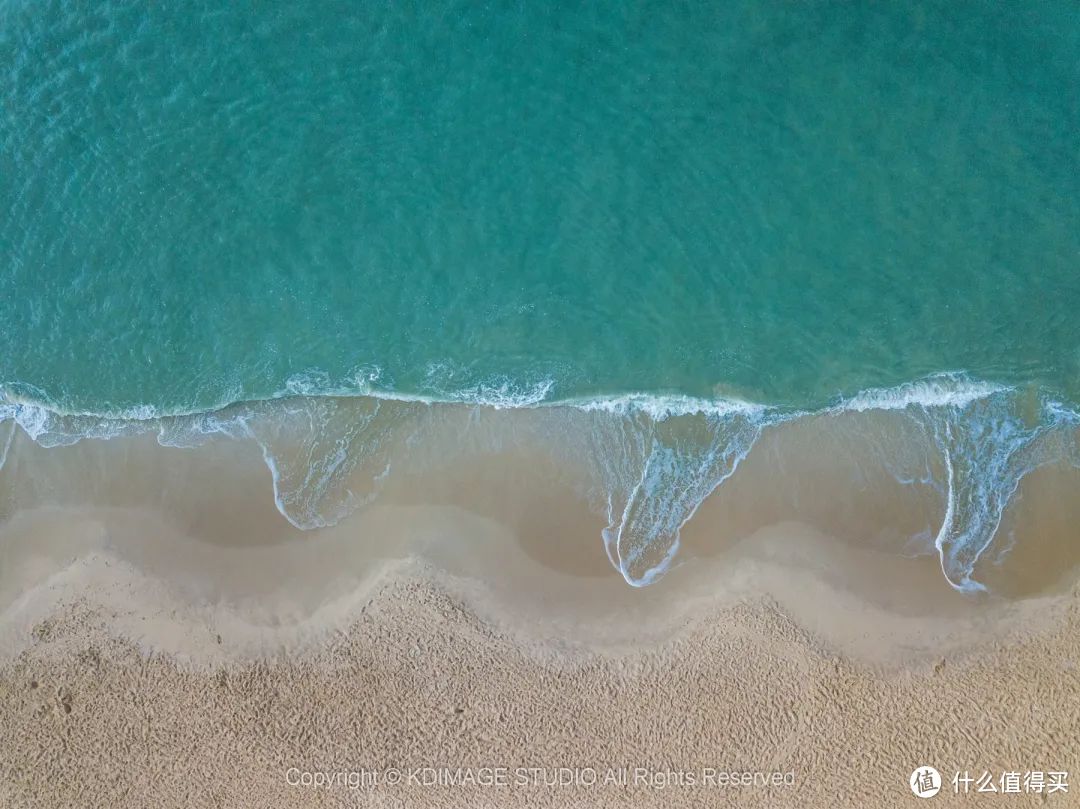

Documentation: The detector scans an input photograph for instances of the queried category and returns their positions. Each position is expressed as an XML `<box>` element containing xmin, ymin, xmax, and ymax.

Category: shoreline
<box><xmin>3</xmin><ymin>380</ymin><xmax>1079</xmax><ymax>591</ymax></box>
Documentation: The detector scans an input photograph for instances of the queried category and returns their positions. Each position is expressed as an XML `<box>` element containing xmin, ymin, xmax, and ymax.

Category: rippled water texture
<box><xmin>1</xmin><ymin>2</ymin><xmax>1078</xmax><ymax>591</ymax></box>
<box><xmin>2</xmin><ymin>1</ymin><xmax>1078</xmax><ymax>412</ymax></box>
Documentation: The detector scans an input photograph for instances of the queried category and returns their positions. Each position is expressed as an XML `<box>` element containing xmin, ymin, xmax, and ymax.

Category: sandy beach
<box><xmin>0</xmin><ymin>416</ymin><xmax>1075</xmax><ymax>807</ymax></box>
<box><xmin>1</xmin><ymin>420</ymin><xmax>1078</xmax><ymax>809</ymax></box>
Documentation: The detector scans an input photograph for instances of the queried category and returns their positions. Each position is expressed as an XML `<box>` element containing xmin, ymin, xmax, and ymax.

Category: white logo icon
<box><xmin>910</xmin><ymin>766</ymin><xmax>942</xmax><ymax>798</ymax></box>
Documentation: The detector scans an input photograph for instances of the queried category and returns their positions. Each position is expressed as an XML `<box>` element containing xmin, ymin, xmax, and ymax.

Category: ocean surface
<box><xmin>1</xmin><ymin>1</ymin><xmax>1078</xmax><ymax>590</ymax></box>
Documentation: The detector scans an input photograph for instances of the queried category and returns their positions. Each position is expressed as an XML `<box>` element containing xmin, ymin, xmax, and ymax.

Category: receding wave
<box><xmin>1</xmin><ymin>373</ymin><xmax>1078</xmax><ymax>592</ymax></box>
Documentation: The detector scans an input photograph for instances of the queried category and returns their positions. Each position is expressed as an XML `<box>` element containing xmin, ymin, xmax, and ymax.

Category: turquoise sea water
<box><xmin>1</xmin><ymin>1</ymin><xmax>1078</xmax><ymax>589</ymax></box>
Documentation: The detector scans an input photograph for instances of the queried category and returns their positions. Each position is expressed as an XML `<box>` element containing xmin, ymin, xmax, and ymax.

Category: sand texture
<box><xmin>1</xmin><ymin>517</ymin><xmax>1078</xmax><ymax>808</ymax></box>
<box><xmin>1</xmin><ymin>429</ymin><xmax>1078</xmax><ymax>807</ymax></box>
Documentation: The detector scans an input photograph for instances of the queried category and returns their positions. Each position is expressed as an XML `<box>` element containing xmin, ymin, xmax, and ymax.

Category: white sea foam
<box><xmin>0</xmin><ymin>420</ymin><xmax>13</xmax><ymax>473</ymax></box>
<box><xmin>439</xmin><ymin>378</ymin><xmax>556</xmax><ymax>409</ymax></box>
<box><xmin>0</xmin><ymin>370</ymin><xmax>1011</xmax><ymax>427</ymax></box>
<box><xmin>841</xmin><ymin>373</ymin><xmax>1008</xmax><ymax>413</ymax></box>
<box><xmin>592</xmin><ymin>406</ymin><xmax>762</xmax><ymax>586</ymax></box>
<box><xmin>566</xmin><ymin>392</ymin><xmax>766</xmax><ymax>420</ymax></box>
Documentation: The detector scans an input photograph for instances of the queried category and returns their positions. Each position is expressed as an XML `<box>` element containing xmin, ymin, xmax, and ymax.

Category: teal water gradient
<box><xmin>2</xmin><ymin>0</ymin><xmax>1078</xmax><ymax>414</ymax></box>
<box><xmin>2</xmin><ymin>1</ymin><xmax>1080</xmax><ymax>592</ymax></box>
